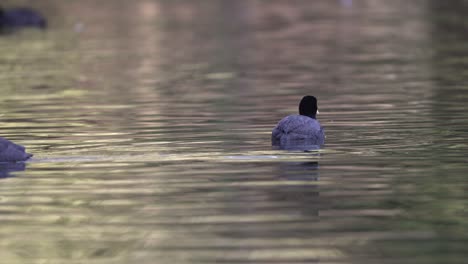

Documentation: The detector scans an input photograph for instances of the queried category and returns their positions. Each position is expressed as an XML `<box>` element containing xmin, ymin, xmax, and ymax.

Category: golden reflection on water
<box><xmin>1</xmin><ymin>0</ymin><xmax>468</xmax><ymax>263</ymax></box>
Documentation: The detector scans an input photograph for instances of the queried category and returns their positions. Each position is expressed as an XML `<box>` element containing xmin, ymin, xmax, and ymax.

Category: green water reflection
<box><xmin>0</xmin><ymin>0</ymin><xmax>468</xmax><ymax>263</ymax></box>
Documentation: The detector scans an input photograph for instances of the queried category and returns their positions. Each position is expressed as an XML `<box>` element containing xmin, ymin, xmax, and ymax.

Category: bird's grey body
<box><xmin>271</xmin><ymin>95</ymin><xmax>325</xmax><ymax>150</ymax></box>
<box><xmin>0</xmin><ymin>137</ymin><xmax>32</xmax><ymax>162</ymax></box>
<box><xmin>272</xmin><ymin>114</ymin><xmax>325</xmax><ymax>147</ymax></box>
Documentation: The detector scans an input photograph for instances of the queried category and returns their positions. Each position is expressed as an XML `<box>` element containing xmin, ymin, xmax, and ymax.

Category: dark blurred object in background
<box><xmin>0</xmin><ymin>6</ymin><xmax>46</xmax><ymax>32</ymax></box>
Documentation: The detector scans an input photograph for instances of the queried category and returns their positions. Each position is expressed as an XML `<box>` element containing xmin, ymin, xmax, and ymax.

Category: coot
<box><xmin>272</xmin><ymin>95</ymin><xmax>325</xmax><ymax>148</ymax></box>
<box><xmin>0</xmin><ymin>137</ymin><xmax>32</xmax><ymax>161</ymax></box>
<box><xmin>0</xmin><ymin>7</ymin><xmax>46</xmax><ymax>30</ymax></box>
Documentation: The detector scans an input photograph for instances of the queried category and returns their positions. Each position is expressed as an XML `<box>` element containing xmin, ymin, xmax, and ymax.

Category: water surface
<box><xmin>1</xmin><ymin>0</ymin><xmax>468</xmax><ymax>263</ymax></box>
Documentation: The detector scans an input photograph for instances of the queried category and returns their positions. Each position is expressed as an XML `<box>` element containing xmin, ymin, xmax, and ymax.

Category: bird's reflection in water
<box><xmin>0</xmin><ymin>162</ymin><xmax>26</xmax><ymax>178</ymax></box>
<box><xmin>270</xmin><ymin>140</ymin><xmax>323</xmax><ymax>221</ymax></box>
<box><xmin>277</xmin><ymin>161</ymin><xmax>319</xmax><ymax>181</ymax></box>
<box><xmin>179</xmin><ymin>155</ymin><xmax>323</xmax><ymax>263</ymax></box>
<box><xmin>273</xmin><ymin>139</ymin><xmax>321</xmax><ymax>181</ymax></box>
<box><xmin>272</xmin><ymin>160</ymin><xmax>320</xmax><ymax>217</ymax></box>
<box><xmin>272</xmin><ymin>138</ymin><xmax>323</xmax><ymax>152</ymax></box>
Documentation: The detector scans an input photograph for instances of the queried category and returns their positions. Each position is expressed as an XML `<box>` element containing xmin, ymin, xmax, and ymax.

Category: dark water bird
<box><xmin>272</xmin><ymin>95</ymin><xmax>325</xmax><ymax>149</ymax></box>
<box><xmin>0</xmin><ymin>7</ymin><xmax>46</xmax><ymax>31</ymax></box>
<box><xmin>0</xmin><ymin>137</ymin><xmax>32</xmax><ymax>162</ymax></box>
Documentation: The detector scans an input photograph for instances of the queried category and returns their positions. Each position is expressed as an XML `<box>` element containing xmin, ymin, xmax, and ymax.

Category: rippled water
<box><xmin>1</xmin><ymin>0</ymin><xmax>468</xmax><ymax>263</ymax></box>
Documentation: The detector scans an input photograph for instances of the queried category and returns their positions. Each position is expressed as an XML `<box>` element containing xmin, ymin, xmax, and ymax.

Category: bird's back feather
<box><xmin>272</xmin><ymin>115</ymin><xmax>325</xmax><ymax>147</ymax></box>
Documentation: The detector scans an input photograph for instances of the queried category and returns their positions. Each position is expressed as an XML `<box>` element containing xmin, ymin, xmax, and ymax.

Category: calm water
<box><xmin>1</xmin><ymin>0</ymin><xmax>468</xmax><ymax>263</ymax></box>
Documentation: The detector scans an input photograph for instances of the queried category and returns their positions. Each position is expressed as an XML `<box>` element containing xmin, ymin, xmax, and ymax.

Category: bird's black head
<box><xmin>299</xmin><ymin>95</ymin><xmax>318</xmax><ymax>119</ymax></box>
